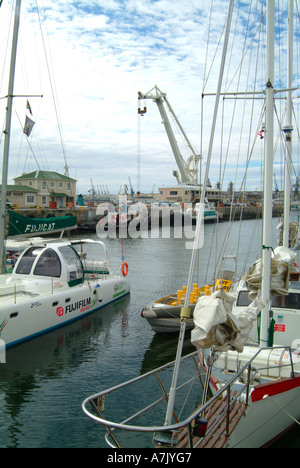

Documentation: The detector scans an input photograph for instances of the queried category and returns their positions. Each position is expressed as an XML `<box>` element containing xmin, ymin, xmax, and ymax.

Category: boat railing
<box><xmin>82</xmin><ymin>346</ymin><xmax>297</xmax><ymax>448</ymax></box>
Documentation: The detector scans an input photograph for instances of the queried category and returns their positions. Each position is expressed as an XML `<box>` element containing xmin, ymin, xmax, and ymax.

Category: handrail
<box><xmin>82</xmin><ymin>346</ymin><xmax>296</xmax><ymax>447</ymax></box>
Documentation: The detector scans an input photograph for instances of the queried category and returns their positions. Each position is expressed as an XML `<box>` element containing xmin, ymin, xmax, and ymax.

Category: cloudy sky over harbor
<box><xmin>0</xmin><ymin>0</ymin><xmax>299</xmax><ymax>196</ymax></box>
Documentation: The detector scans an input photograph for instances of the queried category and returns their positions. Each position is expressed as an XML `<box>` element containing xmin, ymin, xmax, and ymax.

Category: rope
<box><xmin>263</xmin><ymin>394</ymin><xmax>300</xmax><ymax>426</ymax></box>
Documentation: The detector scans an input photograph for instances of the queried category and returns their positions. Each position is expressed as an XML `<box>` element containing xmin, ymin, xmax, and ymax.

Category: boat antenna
<box><xmin>0</xmin><ymin>0</ymin><xmax>22</xmax><ymax>273</ymax></box>
<box><xmin>164</xmin><ymin>0</ymin><xmax>235</xmax><ymax>428</ymax></box>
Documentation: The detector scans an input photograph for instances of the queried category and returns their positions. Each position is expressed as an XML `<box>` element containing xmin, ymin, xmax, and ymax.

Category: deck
<box><xmin>177</xmin><ymin>390</ymin><xmax>247</xmax><ymax>448</ymax></box>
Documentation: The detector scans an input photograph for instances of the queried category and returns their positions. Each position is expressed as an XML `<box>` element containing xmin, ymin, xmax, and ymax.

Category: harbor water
<box><xmin>0</xmin><ymin>217</ymin><xmax>300</xmax><ymax>448</ymax></box>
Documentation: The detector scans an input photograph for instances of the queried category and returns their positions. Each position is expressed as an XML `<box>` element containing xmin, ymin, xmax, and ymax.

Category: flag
<box><xmin>26</xmin><ymin>100</ymin><xmax>33</xmax><ymax>115</ymax></box>
<box><xmin>23</xmin><ymin>115</ymin><xmax>35</xmax><ymax>137</ymax></box>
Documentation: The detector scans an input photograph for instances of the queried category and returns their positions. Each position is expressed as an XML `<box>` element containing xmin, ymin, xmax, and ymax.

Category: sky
<box><xmin>0</xmin><ymin>0</ymin><xmax>299</xmax><ymax>196</ymax></box>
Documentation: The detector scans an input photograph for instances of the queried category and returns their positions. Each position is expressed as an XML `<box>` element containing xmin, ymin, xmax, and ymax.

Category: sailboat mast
<box><xmin>0</xmin><ymin>0</ymin><xmax>22</xmax><ymax>273</ymax></box>
<box><xmin>283</xmin><ymin>0</ymin><xmax>294</xmax><ymax>248</ymax></box>
<box><xmin>163</xmin><ymin>0</ymin><xmax>235</xmax><ymax>428</ymax></box>
<box><xmin>260</xmin><ymin>0</ymin><xmax>275</xmax><ymax>346</ymax></box>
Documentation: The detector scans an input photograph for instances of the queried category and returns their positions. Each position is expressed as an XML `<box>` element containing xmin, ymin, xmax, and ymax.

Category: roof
<box><xmin>1</xmin><ymin>184</ymin><xmax>39</xmax><ymax>192</ymax></box>
<box><xmin>14</xmin><ymin>170</ymin><xmax>76</xmax><ymax>182</ymax></box>
<box><xmin>51</xmin><ymin>192</ymin><xmax>70</xmax><ymax>197</ymax></box>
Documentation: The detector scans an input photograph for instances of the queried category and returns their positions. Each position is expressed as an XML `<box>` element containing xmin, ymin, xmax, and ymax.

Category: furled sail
<box><xmin>191</xmin><ymin>289</ymin><xmax>262</xmax><ymax>352</ymax></box>
<box><xmin>243</xmin><ymin>246</ymin><xmax>296</xmax><ymax>300</ymax></box>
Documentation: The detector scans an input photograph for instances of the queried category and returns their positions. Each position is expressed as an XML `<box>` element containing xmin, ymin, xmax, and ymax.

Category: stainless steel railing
<box><xmin>82</xmin><ymin>346</ymin><xmax>297</xmax><ymax>448</ymax></box>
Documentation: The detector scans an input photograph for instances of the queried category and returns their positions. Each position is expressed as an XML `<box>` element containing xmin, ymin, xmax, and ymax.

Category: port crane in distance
<box><xmin>138</xmin><ymin>85</ymin><xmax>201</xmax><ymax>186</ymax></box>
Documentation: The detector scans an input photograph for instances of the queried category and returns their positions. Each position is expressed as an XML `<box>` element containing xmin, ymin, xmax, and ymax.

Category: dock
<box><xmin>11</xmin><ymin>204</ymin><xmax>285</xmax><ymax>233</ymax></box>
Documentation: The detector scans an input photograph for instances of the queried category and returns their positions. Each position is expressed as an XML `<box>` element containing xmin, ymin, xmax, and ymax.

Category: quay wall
<box><xmin>15</xmin><ymin>204</ymin><xmax>284</xmax><ymax>232</ymax></box>
<box><xmin>218</xmin><ymin>205</ymin><xmax>282</xmax><ymax>221</ymax></box>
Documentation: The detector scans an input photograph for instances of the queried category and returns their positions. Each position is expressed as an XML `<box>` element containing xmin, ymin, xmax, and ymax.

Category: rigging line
<box><xmin>225</xmin><ymin>12</ymin><xmax>266</xmax><ymax>93</ymax></box>
<box><xmin>235</xmin><ymin>0</ymin><xmax>264</xmax><ymax>265</ymax></box>
<box><xmin>263</xmin><ymin>393</ymin><xmax>300</xmax><ymax>427</ymax></box>
<box><xmin>242</xmin><ymin>209</ymin><xmax>261</xmax><ymax>274</ymax></box>
<box><xmin>216</xmin><ymin>107</ymin><xmax>266</xmax><ymax>272</ymax></box>
<box><xmin>0</xmin><ymin>1</ymin><xmax>14</xmax><ymax>95</ymax></box>
<box><xmin>202</xmin><ymin>21</ymin><xmax>226</xmax><ymax>94</ymax></box>
<box><xmin>202</xmin><ymin>0</ymin><xmax>213</xmax><ymax>93</ymax></box>
<box><xmin>223</xmin><ymin>0</ymin><xmax>241</xmax><ymax>91</ymax></box>
<box><xmin>292</xmin><ymin>106</ymin><xmax>300</xmax><ymax>148</ymax></box>
<box><xmin>274</xmin><ymin>104</ymin><xmax>297</xmax><ymax>182</ymax></box>
<box><xmin>220</xmin><ymin>102</ymin><xmax>259</xmax><ymax>263</ymax></box>
<box><xmin>35</xmin><ymin>0</ymin><xmax>69</xmax><ymax>176</ymax></box>
<box><xmin>200</xmin><ymin>0</ymin><xmax>214</xmax><ymax>165</ymax></box>
<box><xmin>220</xmin><ymin>0</ymin><xmax>262</xmax><ymax>193</ymax></box>
<box><xmin>14</xmin><ymin>108</ymin><xmax>53</xmax><ymax>194</ymax></box>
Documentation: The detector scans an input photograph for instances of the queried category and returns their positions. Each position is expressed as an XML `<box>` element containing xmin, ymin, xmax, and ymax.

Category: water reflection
<box><xmin>0</xmin><ymin>295</ymin><xmax>130</xmax><ymax>448</ymax></box>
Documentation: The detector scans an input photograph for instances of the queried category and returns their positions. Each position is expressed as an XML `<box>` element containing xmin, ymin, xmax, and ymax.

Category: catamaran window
<box><xmin>34</xmin><ymin>248</ymin><xmax>61</xmax><ymax>277</ymax></box>
<box><xmin>16</xmin><ymin>247</ymin><xmax>43</xmax><ymax>275</ymax></box>
<box><xmin>272</xmin><ymin>293</ymin><xmax>300</xmax><ymax>309</ymax></box>
<box><xmin>58</xmin><ymin>245</ymin><xmax>83</xmax><ymax>281</ymax></box>
<box><xmin>236</xmin><ymin>291</ymin><xmax>252</xmax><ymax>307</ymax></box>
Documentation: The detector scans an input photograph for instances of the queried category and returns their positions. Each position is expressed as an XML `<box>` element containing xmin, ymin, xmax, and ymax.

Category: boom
<box><xmin>138</xmin><ymin>86</ymin><xmax>200</xmax><ymax>185</ymax></box>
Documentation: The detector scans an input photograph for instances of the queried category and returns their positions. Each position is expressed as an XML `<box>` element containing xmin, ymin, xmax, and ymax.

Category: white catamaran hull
<box><xmin>0</xmin><ymin>276</ymin><xmax>130</xmax><ymax>348</ymax></box>
<box><xmin>0</xmin><ymin>239</ymin><xmax>130</xmax><ymax>348</ymax></box>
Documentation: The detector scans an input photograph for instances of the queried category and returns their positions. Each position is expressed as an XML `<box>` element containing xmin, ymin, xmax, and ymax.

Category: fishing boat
<box><xmin>82</xmin><ymin>0</ymin><xmax>300</xmax><ymax>448</ymax></box>
<box><xmin>0</xmin><ymin>0</ymin><xmax>130</xmax><ymax>348</ymax></box>
<box><xmin>186</xmin><ymin>200</ymin><xmax>220</xmax><ymax>224</ymax></box>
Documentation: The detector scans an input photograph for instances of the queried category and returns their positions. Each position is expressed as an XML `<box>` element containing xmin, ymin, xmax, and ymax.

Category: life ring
<box><xmin>121</xmin><ymin>262</ymin><xmax>129</xmax><ymax>277</ymax></box>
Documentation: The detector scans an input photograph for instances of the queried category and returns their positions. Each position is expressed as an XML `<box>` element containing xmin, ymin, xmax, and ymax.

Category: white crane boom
<box><xmin>138</xmin><ymin>86</ymin><xmax>201</xmax><ymax>185</ymax></box>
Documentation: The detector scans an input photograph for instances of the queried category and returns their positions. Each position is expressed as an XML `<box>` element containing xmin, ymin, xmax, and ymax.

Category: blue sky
<box><xmin>0</xmin><ymin>0</ymin><xmax>299</xmax><ymax>195</ymax></box>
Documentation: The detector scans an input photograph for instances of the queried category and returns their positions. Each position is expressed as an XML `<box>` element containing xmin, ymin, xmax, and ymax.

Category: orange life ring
<box><xmin>121</xmin><ymin>262</ymin><xmax>129</xmax><ymax>277</ymax></box>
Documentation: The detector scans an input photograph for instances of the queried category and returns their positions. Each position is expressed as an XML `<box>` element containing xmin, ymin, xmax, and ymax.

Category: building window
<box><xmin>170</xmin><ymin>191</ymin><xmax>178</xmax><ymax>196</ymax></box>
<box><xmin>26</xmin><ymin>195</ymin><xmax>35</xmax><ymax>204</ymax></box>
<box><xmin>59</xmin><ymin>182</ymin><xmax>63</xmax><ymax>188</ymax></box>
<box><xmin>50</xmin><ymin>182</ymin><xmax>55</xmax><ymax>188</ymax></box>
<box><xmin>67</xmin><ymin>182</ymin><xmax>71</xmax><ymax>191</ymax></box>
<box><xmin>42</xmin><ymin>196</ymin><xmax>47</xmax><ymax>205</ymax></box>
<box><xmin>42</xmin><ymin>181</ymin><xmax>47</xmax><ymax>190</ymax></box>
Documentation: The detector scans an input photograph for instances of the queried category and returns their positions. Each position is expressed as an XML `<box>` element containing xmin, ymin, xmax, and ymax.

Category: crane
<box><xmin>128</xmin><ymin>177</ymin><xmax>135</xmax><ymax>199</ymax></box>
<box><xmin>138</xmin><ymin>86</ymin><xmax>201</xmax><ymax>185</ymax></box>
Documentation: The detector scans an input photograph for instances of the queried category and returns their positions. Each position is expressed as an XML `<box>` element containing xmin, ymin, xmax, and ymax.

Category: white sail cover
<box><xmin>191</xmin><ymin>289</ymin><xmax>263</xmax><ymax>352</ymax></box>
<box><xmin>191</xmin><ymin>246</ymin><xmax>296</xmax><ymax>353</ymax></box>
<box><xmin>243</xmin><ymin>246</ymin><xmax>295</xmax><ymax>300</ymax></box>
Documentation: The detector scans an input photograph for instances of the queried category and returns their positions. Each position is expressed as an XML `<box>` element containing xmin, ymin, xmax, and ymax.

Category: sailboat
<box><xmin>82</xmin><ymin>0</ymin><xmax>300</xmax><ymax>448</ymax></box>
<box><xmin>0</xmin><ymin>0</ymin><xmax>130</xmax><ymax>348</ymax></box>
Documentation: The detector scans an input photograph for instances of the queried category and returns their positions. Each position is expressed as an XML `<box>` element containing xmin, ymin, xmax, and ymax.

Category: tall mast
<box><xmin>283</xmin><ymin>0</ymin><xmax>293</xmax><ymax>248</ymax></box>
<box><xmin>260</xmin><ymin>0</ymin><xmax>275</xmax><ymax>346</ymax></box>
<box><xmin>164</xmin><ymin>0</ymin><xmax>235</xmax><ymax>427</ymax></box>
<box><xmin>0</xmin><ymin>0</ymin><xmax>22</xmax><ymax>273</ymax></box>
